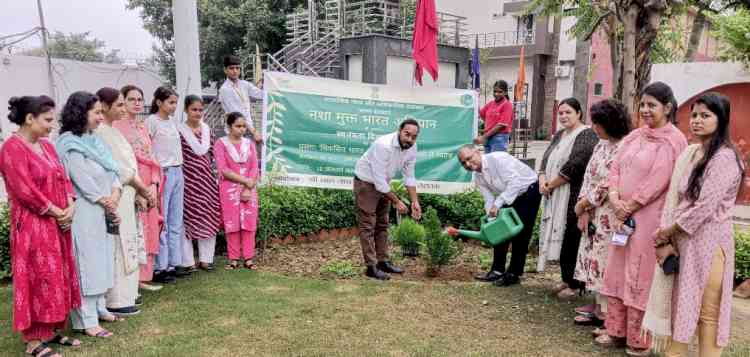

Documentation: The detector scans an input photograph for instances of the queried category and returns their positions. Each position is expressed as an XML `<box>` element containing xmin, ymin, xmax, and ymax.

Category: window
<box><xmin>594</xmin><ymin>83</ymin><xmax>604</xmax><ymax>96</ymax></box>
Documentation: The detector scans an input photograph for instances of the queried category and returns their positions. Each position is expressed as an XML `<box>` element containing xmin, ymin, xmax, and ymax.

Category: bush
<box><xmin>736</xmin><ymin>228</ymin><xmax>750</xmax><ymax>280</ymax></box>
<box><xmin>389</xmin><ymin>218</ymin><xmax>425</xmax><ymax>256</ymax></box>
<box><xmin>421</xmin><ymin>207</ymin><xmax>461</xmax><ymax>275</ymax></box>
<box><xmin>419</xmin><ymin>190</ymin><xmax>485</xmax><ymax>231</ymax></box>
<box><xmin>0</xmin><ymin>203</ymin><xmax>9</xmax><ymax>279</ymax></box>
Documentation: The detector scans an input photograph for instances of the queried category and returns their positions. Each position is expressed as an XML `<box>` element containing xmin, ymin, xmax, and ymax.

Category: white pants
<box><xmin>106</xmin><ymin>236</ymin><xmax>139</xmax><ymax>309</ymax></box>
<box><xmin>182</xmin><ymin>237</ymin><xmax>216</xmax><ymax>266</ymax></box>
<box><xmin>71</xmin><ymin>294</ymin><xmax>107</xmax><ymax>329</ymax></box>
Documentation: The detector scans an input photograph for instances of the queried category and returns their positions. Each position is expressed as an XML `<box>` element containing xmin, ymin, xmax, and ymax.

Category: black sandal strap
<box><xmin>29</xmin><ymin>342</ymin><xmax>57</xmax><ymax>357</ymax></box>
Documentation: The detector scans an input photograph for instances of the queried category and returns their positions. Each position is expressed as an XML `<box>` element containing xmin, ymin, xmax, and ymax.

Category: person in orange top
<box><xmin>474</xmin><ymin>80</ymin><xmax>513</xmax><ymax>153</ymax></box>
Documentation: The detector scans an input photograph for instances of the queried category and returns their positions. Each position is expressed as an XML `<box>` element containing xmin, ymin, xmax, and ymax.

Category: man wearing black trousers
<box><xmin>456</xmin><ymin>145</ymin><xmax>542</xmax><ymax>286</ymax></box>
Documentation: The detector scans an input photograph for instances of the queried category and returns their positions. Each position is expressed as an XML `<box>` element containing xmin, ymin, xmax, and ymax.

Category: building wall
<box><xmin>0</xmin><ymin>55</ymin><xmax>164</xmax><ymax>139</ymax></box>
<box><xmin>435</xmin><ymin>0</ymin><xmax>516</xmax><ymax>36</ymax></box>
<box><xmin>586</xmin><ymin>30</ymin><xmax>614</xmax><ymax>113</ymax></box>
<box><xmin>651</xmin><ymin>62</ymin><xmax>750</xmax><ymax>105</ymax></box>
<box><xmin>478</xmin><ymin>58</ymin><xmax>534</xmax><ymax>108</ymax></box>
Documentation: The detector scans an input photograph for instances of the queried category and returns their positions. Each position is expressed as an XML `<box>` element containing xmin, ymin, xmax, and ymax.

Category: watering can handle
<box><xmin>504</xmin><ymin>207</ymin><xmax>522</xmax><ymax>227</ymax></box>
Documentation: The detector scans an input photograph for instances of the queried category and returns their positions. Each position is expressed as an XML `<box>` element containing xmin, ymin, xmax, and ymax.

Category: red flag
<box><xmin>412</xmin><ymin>0</ymin><xmax>438</xmax><ymax>86</ymax></box>
<box><xmin>515</xmin><ymin>46</ymin><xmax>526</xmax><ymax>101</ymax></box>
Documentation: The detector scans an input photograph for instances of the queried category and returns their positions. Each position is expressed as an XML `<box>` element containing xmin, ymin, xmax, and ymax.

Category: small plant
<box><xmin>0</xmin><ymin>203</ymin><xmax>10</xmax><ymax>279</ymax></box>
<box><xmin>421</xmin><ymin>207</ymin><xmax>462</xmax><ymax>277</ymax></box>
<box><xmin>735</xmin><ymin>228</ymin><xmax>750</xmax><ymax>280</ymax></box>
<box><xmin>320</xmin><ymin>260</ymin><xmax>358</xmax><ymax>279</ymax></box>
<box><xmin>389</xmin><ymin>219</ymin><xmax>425</xmax><ymax>257</ymax></box>
<box><xmin>477</xmin><ymin>252</ymin><xmax>492</xmax><ymax>271</ymax></box>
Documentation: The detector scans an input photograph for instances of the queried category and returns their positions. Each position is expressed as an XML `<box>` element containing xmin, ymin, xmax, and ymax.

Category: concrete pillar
<box><xmin>172</xmin><ymin>0</ymin><xmax>202</xmax><ymax>120</ymax></box>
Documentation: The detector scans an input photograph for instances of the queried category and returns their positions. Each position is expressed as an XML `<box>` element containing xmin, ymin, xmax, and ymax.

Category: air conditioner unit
<box><xmin>554</xmin><ymin>65</ymin><xmax>570</xmax><ymax>78</ymax></box>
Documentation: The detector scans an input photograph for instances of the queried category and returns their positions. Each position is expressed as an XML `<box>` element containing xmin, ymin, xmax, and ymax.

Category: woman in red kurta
<box><xmin>214</xmin><ymin>112</ymin><xmax>259</xmax><ymax>270</ymax></box>
<box><xmin>0</xmin><ymin>96</ymin><xmax>81</xmax><ymax>357</ymax></box>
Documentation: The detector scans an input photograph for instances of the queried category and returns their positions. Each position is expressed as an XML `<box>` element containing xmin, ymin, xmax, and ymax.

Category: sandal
<box><xmin>557</xmin><ymin>288</ymin><xmax>578</xmax><ymax>300</ymax></box>
<box><xmin>574</xmin><ymin>314</ymin><xmax>605</xmax><ymax>327</ymax></box>
<box><xmin>591</xmin><ymin>327</ymin><xmax>607</xmax><ymax>336</ymax></box>
<box><xmin>74</xmin><ymin>327</ymin><xmax>113</xmax><ymax>338</ymax></box>
<box><xmin>594</xmin><ymin>334</ymin><xmax>626</xmax><ymax>347</ymax></box>
<box><xmin>626</xmin><ymin>348</ymin><xmax>652</xmax><ymax>356</ymax></box>
<box><xmin>224</xmin><ymin>260</ymin><xmax>239</xmax><ymax>270</ymax></box>
<box><xmin>551</xmin><ymin>282</ymin><xmax>569</xmax><ymax>294</ymax></box>
<box><xmin>574</xmin><ymin>303</ymin><xmax>596</xmax><ymax>315</ymax></box>
<box><xmin>198</xmin><ymin>262</ymin><xmax>215</xmax><ymax>271</ymax></box>
<box><xmin>244</xmin><ymin>259</ymin><xmax>257</xmax><ymax>270</ymax></box>
<box><xmin>47</xmin><ymin>334</ymin><xmax>81</xmax><ymax>347</ymax></box>
<box><xmin>26</xmin><ymin>342</ymin><xmax>61</xmax><ymax>357</ymax></box>
<box><xmin>99</xmin><ymin>314</ymin><xmax>125</xmax><ymax>323</ymax></box>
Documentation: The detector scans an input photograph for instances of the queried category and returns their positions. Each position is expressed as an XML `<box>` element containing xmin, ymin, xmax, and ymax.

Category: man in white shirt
<box><xmin>354</xmin><ymin>119</ymin><xmax>423</xmax><ymax>280</ymax></box>
<box><xmin>457</xmin><ymin>145</ymin><xmax>541</xmax><ymax>286</ymax></box>
<box><xmin>219</xmin><ymin>55</ymin><xmax>263</xmax><ymax>144</ymax></box>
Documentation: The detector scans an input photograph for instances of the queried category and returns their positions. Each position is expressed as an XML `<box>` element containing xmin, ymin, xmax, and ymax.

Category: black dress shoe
<box><xmin>108</xmin><ymin>306</ymin><xmax>141</xmax><ymax>317</ymax></box>
<box><xmin>135</xmin><ymin>295</ymin><xmax>143</xmax><ymax>306</ymax></box>
<box><xmin>365</xmin><ymin>266</ymin><xmax>390</xmax><ymax>280</ymax></box>
<box><xmin>493</xmin><ymin>273</ymin><xmax>521</xmax><ymax>287</ymax></box>
<box><xmin>377</xmin><ymin>261</ymin><xmax>403</xmax><ymax>274</ymax></box>
<box><xmin>474</xmin><ymin>270</ymin><xmax>505</xmax><ymax>282</ymax></box>
<box><xmin>152</xmin><ymin>270</ymin><xmax>176</xmax><ymax>284</ymax></box>
<box><xmin>173</xmin><ymin>267</ymin><xmax>192</xmax><ymax>277</ymax></box>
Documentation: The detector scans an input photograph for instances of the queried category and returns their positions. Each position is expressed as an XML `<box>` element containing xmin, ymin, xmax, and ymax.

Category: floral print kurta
<box><xmin>574</xmin><ymin>140</ymin><xmax>620</xmax><ymax>292</ymax></box>
<box><xmin>0</xmin><ymin>135</ymin><xmax>81</xmax><ymax>332</ymax></box>
<box><xmin>214</xmin><ymin>138</ymin><xmax>258</xmax><ymax>233</ymax></box>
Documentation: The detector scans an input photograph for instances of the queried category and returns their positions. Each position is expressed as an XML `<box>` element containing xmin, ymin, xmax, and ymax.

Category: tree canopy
<box><xmin>23</xmin><ymin>31</ymin><xmax>122</xmax><ymax>64</ymax></box>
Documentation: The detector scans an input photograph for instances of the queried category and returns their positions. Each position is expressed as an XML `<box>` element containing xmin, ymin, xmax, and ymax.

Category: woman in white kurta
<box><xmin>95</xmin><ymin>87</ymin><xmax>156</xmax><ymax>316</ymax></box>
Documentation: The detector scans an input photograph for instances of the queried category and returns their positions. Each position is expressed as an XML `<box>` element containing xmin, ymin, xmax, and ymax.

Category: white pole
<box><xmin>172</xmin><ymin>0</ymin><xmax>202</xmax><ymax>121</ymax></box>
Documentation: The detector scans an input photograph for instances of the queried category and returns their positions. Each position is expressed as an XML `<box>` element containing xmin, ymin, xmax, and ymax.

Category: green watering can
<box><xmin>454</xmin><ymin>207</ymin><xmax>524</xmax><ymax>246</ymax></box>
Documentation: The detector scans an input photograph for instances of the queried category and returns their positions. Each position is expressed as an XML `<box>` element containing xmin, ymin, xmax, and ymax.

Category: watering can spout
<box><xmin>456</xmin><ymin>229</ymin><xmax>483</xmax><ymax>241</ymax></box>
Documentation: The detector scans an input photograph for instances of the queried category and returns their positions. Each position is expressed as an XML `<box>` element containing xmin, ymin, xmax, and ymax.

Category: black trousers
<box><xmin>491</xmin><ymin>181</ymin><xmax>542</xmax><ymax>276</ymax></box>
<box><xmin>560</xmin><ymin>218</ymin><xmax>585</xmax><ymax>290</ymax></box>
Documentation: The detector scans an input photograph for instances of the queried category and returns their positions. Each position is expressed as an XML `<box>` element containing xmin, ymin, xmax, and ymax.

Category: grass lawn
<box><xmin>1</xmin><ymin>255</ymin><xmax>750</xmax><ymax>356</ymax></box>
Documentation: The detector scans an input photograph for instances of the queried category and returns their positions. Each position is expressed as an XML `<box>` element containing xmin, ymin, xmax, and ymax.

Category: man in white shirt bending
<box><xmin>457</xmin><ymin>145</ymin><xmax>542</xmax><ymax>287</ymax></box>
<box><xmin>218</xmin><ymin>55</ymin><xmax>263</xmax><ymax>144</ymax></box>
<box><xmin>354</xmin><ymin>119</ymin><xmax>423</xmax><ymax>280</ymax></box>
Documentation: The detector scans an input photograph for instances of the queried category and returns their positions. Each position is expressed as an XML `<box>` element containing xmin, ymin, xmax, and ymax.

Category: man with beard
<box><xmin>353</xmin><ymin>118</ymin><xmax>423</xmax><ymax>280</ymax></box>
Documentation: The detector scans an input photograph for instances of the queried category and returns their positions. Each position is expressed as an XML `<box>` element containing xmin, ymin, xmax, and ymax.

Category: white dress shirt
<box><xmin>354</xmin><ymin>132</ymin><xmax>417</xmax><ymax>194</ymax></box>
<box><xmin>475</xmin><ymin>151</ymin><xmax>537</xmax><ymax>211</ymax></box>
<box><xmin>218</xmin><ymin>79</ymin><xmax>263</xmax><ymax>125</ymax></box>
<box><xmin>145</xmin><ymin>114</ymin><xmax>184</xmax><ymax>167</ymax></box>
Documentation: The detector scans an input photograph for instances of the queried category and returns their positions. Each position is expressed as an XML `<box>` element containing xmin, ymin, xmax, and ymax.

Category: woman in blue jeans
<box><xmin>475</xmin><ymin>80</ymin><xmax>513</xmax><ymax>153</ymax></box>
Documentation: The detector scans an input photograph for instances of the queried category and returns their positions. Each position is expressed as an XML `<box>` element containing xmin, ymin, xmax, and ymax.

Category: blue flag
<box><xmin>470</xmin><ymin>35</ymin><xmax>480</xmax><ymax>89</ymax></box>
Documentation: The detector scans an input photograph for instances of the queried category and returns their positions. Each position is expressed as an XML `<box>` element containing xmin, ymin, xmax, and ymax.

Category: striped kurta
<box><xmin>180</xmin><ymin>131</ymin><xmax>221</xmax><ymax>240</ymax></box>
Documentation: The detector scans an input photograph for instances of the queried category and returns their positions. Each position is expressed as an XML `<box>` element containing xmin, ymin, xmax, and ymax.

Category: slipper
<box><xmin>574</xmin><ymin>304</ymin><xmax>596</xmax><ymax>315</ymax></box>
<box><xmin>244</xmin><ymin>259</ymin><xmax>257</xmax><ymax>270</ymax></box>
<box><xmin>574</xmin><ymin>314</ymin><xmax>605</xmax><ymax>327</ymax></box>
<box><xmin>26</xmin><ymin>342</ymin><xmax>60</xmax><ymax>357</ymax></box>
<box><xmin>99</xmin><ymin>314</ymin><xmax>125</xmax><ymax>323</ymax></box>
<box><xmin>626</xmin><ymin>348</ymin><xmax>652</xmax><ymax>356</ymax></box>
<box><xmin>557</xmin><ymin>288</ymin><xmax>578</xmax><ymax>300</ymax></box>
<box><xmin>594</xmin><ymin>334</ymin><xmax>626</xmax><ymax>347</ymax></box>
<box><xmin>224</xmin><ymin>261</ymin><xmax>239</xmax><ymax>270</ymax></box>
<box><xmin>551</xmin><ymin>282</ymin><xmax>569</xmax><ymax>293</ymax></box>
<box><xmin>47</xmin><ymin>334</ymin><xmax>81</xmax><ymax>347</ymax></box>
<box><xmin>591</xmin><ymin>327</ymin><xmax>608</xmax><ymax>337</ymax></box>
<box><xmin>74</xmin><ymin>328</ymin><xmax>113</xmax><ymax>338</ymax></box>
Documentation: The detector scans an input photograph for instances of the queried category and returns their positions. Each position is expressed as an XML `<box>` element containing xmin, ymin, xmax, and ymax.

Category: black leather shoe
<box><xmin>108</xmin><ymin>306</ymin><xmax>141</xmax><ymax>317</ymax></box>
<box><xmin>174</xmin><ymin>266</ymin><xmax>192</xmax><ymax>277</ymax></box>
<box><xmin>474</xmin><ymin>270</ymin><xmax>505</xmax><ymax>282</ymax></box>
<box><xmin>493</xmin><ymin>273</ymin><xmax>521</xmax><ymax>287</ymax></box>
<box><xmin>365</xmin><ymin>266</ymin><xmax>390</xmax><ymax>280</ymax></box>
<box><xmin>152</xmin><ymin>270</ymin><xmax>176</xmax><ymax>284</ymax></box>
<box><xmin>377</xmin><ymin>261</ymin><xmax>404</xmax><ymax>274</ymax></box>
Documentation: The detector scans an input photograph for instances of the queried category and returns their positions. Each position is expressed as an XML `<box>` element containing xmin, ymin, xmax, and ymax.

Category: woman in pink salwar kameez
<box><xmin>652</xmin><ymin>92</ymin><xmax>743</xmax><ymax>357</ymax></box>
<box><xmin>214</xmin><ymin>112</ymin><xmax>259</xmax><ymax>270</ymax></box>
<box><xmin>596</xmin><ymin>82</ymin><xmax>687</xmax><ymax>356</ymax></box>
<box><xmin>113</xmin><ymin>85</ymin><xmax>164</xmax><ymax>290</ymax></box>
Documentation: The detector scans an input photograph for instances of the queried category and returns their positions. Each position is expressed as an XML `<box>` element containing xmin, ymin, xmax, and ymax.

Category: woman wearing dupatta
<box><xmin>644</xmin><ymin>92</ymin><xmax>743</xmax><ymax>357</ymax></box>
<box><xmin>179</xmin><ymin>95</ymin><xmax>221</xmax><ymax>271</ymax></box>
<box><xmin>57</xmin><ymin>91</ymin><xmax>121</xmax><ymax>338</ymax></box>
<box><xmin>595</xmin><ymin>82</ymin><xmax>687</xmax><ymax>356</ymax></box>
<box><xmin>538</xmin><ymin>97</ymin><xmax>599</xmax><ymax>299</ymax></box>
<box><xmin>95</xmin><ymin>87</ymin><xmax>156</xmax><ymax>316</ymax></box>
<box><xmin>1</xmin><ymin>96</ymin><xmax>81</xmax><ymax>357</ymax></box>
<box><xmin>114</xmin><ymin>85</ymin><xmax>165</xmax><ymax>288</ymax></box>
<box><xmin>214</xmin><ymin>112</ymin><xmax>259</xmax><ymax>270</ymax></box>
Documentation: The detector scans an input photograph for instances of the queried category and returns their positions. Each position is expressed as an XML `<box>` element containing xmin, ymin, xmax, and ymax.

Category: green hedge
<box><xmin>0</xmin><ymin>187</ymin><xmax>485</xmax><ymax>278</ymax></box>
<box><xmin>736</xmin><ymin>229</ymin><xmax>750</xmax><ymax>280</ymax></box>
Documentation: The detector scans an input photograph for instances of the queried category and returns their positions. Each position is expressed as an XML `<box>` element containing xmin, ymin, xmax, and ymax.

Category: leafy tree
<box><xmin>127</xmin><ymin>0</ymin><xmax>305</xmax><ymax>86</ymax></box>
<box><xmin>23</xmin><ymin>31</ymin><xmax>122</xmax><ymax>64</ymax></box>
<box><xmin>709</xmin><ymin>8</ymin><xmax>750</xmax><ymax>66</ymax></box>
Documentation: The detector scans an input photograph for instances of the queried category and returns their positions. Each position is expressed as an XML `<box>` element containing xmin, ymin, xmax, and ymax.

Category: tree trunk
<box><xmin>685</xmin><ymin>10</ymin><xmax>706</xmax><ymax>61</ymax></box>
<box><xmin>573</xmin><ymin>37</ymin><xmax>592</xmax><ymax>113</ymax></box>
<box><xmin>609</xmin><ymin>30</ymin><xmax>624</xmax><ymax>102</ymax></box>
<box><xmin>622</xmin><ymin>4</ymin><xmax>640</xmax><ymax>126</ymax></box>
